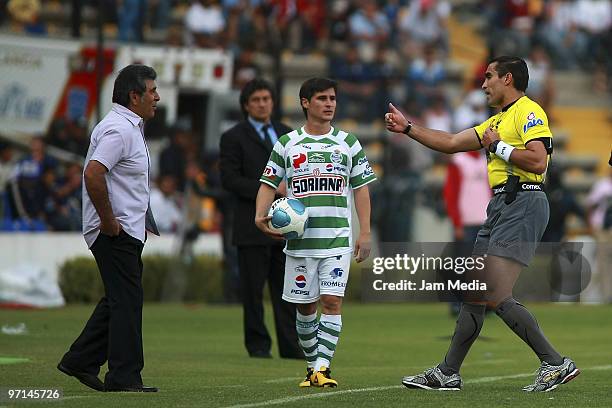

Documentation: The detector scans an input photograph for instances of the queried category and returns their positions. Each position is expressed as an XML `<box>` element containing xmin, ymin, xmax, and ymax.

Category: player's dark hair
<box><xmin>112</xmin><ymin>64</ymin><xmax>157</xmax><ymax>107</ymax></box>
<box><xmin>239</xmin><ymin>78</ymin><xmax>276</xmax><ymax>119</ymax></box>
<box><xmin>299</xmin><ymin>77</ymin><xmax>337</xmax><ymax>118</ymax></box>
<box><xmin>489</xmin><ymin>56</ymin><xmax>529</xmax><ymax>92</ymax></box>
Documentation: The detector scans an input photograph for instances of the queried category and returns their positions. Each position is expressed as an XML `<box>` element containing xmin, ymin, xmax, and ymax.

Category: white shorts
<box><xmin>282</xmin><ymin>253</ymin><xmax>351</xmax><ymax>303</ymax></box>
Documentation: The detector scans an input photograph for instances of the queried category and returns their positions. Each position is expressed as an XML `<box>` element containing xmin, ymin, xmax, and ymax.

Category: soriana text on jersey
<box><xmin>291</xmin><ymin>168</ymin><xmax>345</xmax><ymax>197</ymax></box>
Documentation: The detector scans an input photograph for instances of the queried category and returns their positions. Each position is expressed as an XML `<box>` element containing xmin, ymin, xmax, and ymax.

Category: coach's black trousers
<box><xmin>61</xmin><ymin>231</ymin><xmax>145</xmax><ymax>387</ymax></box>
<box><xmin>237</xmin><ymin>245</ymin><xmax>302</xmax><ymax>358</ymax></box>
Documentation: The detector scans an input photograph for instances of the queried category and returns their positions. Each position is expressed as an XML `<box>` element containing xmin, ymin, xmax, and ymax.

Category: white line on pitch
<box><xmin>222</xmin><ymin>364</ymin><xmax>611</xmax><ymax>408</ymax></box>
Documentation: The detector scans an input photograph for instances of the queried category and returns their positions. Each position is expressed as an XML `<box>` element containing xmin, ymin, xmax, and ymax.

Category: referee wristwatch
<box><xmin>402</xmin><ymin>122</ymin><xmax>412</xmax><ymax>135</ymax></box>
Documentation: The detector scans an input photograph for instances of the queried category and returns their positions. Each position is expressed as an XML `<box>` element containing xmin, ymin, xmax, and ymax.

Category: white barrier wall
<box><xmin>0</xmin><ymin>232</ymin><xmax>223</xmax><ymax>281</ymax></box>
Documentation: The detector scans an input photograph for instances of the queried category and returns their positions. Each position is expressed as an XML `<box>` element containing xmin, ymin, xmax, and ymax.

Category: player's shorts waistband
<box><xmin>492</xmin><ymin>182</ymin><xmax>544</xmax><ymax>195</ymax></box>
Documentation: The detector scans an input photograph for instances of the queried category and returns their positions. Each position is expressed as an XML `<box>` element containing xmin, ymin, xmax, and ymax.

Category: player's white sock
<box><xmin>296</xmin><ymin>311</ymin><xmax>318</xmax><ymax>368</ymax></box>
<box><xmin>315</xmin><ymin>314</ymin><xmax>342</xmax><ymax>372</ymax></box>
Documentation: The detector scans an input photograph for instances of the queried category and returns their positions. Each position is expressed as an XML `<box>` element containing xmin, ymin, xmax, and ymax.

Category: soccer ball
<box><xmin>268</xmin><ymin>197</ymin><xmax>309</xmax><ymax>240</ymax></box>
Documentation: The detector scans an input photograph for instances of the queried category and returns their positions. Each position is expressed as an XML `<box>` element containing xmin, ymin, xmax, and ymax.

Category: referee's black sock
<box><xmin>495</xmin><ymin>297</ymin><xmax>563</xmax><ymax>366</ymax></box>
<box><xmin>438</xmin><ymin>303</ymin><xmax>486</xmax><ymax>375</ymax></box>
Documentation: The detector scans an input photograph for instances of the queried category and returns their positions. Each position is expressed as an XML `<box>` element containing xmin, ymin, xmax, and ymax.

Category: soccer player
<box><xmin>385</xmin><ymin>56</ymin><xmax>579</xmax><ymax>392</ymax></box>
<box><xmin>255</xmin><ymin>77</ymin><xmax>376</xmax><ymax>387</ymax></box>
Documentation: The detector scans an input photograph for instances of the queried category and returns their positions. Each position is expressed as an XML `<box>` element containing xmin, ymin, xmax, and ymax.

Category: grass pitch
<box><xmin>1</xmin><ymin>303</ymin><xmax>610</xmax><ymax>407</ymax></box>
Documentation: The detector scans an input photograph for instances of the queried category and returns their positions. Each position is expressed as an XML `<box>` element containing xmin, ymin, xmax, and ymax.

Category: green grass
<box><xmin>0</xmin><ymin>303</ymin><xmax>611</xmax><ymax>407</ymax></box>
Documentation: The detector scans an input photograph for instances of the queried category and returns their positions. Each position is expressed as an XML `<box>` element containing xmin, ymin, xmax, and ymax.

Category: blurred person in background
<box><xmin>159</xmin><ymin>118</ymin><xmax>195</xmax><ymax>191</ymax></box>
<box><xmin>0</xmin><ymin>142</ymin><xmax>17</xmax><ymax>222</ymax></box>
<box><xmin>184</xmin><ymin>0</ymin><xmax>226</xmax><ymax>48</ymax></box>
<box><xmin>219</xmin><ymin>78</ymin><xmax>301</xmax><ymax>359</ymax></box>
<box><xmin>150</xmin><ymin>174</ymin><xmax>182</xmax><ymax>233</ymax></box>
<box><xmin>118</xmin><ymin>0</ymin><xmax>147</xmax><ymax>42</ymax></box>
<box><xmin>586</xmin><ymin>167</ymin><xmax>612</xmax><ymax>303</ymax></box>
<box><xmin>10</xmin><ymin>137</ymin><xmax>56</xmax><ymax>226</ymax></box>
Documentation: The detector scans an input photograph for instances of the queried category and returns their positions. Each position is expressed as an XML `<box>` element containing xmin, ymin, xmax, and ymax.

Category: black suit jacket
<box><xmin>219</xmin><ymin>120</ymin><xmax>292</xmax><ymax>246</ymax></box>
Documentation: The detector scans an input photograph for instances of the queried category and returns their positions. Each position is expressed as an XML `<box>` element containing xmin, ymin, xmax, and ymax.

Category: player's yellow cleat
<box><xmin>299</xmin><ymin>368</ymin><xmax>314</xmax><ymax>388</ymax></box>
<box><xmin>311</xmin><ymin>366</ymin><xmax>338</xmax><ymax>388</ymax></box>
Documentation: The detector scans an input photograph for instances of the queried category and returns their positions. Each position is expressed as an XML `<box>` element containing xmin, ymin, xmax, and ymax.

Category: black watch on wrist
<box><xmin>402</xmin><ymin>122</ymin><xmax>412</xmax><ymax>135</ymax></box>
<box><xmin>489</xmin><ymin>140</ymin><xmax>500</xmax><ymax>153</ymax></box>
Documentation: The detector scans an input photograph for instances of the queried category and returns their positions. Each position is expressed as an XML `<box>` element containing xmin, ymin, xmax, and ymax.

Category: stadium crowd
<box><xmin>0</xmin><ymin>0</ymin><xmax>609</xmax><ymax>248</ymax></box>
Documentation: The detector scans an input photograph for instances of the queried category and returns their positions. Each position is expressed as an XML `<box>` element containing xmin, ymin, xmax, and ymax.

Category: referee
<box><xmin>385</xmin><ymin>56</ymin><xmax>579</xmax><ymax>392</ymax></box>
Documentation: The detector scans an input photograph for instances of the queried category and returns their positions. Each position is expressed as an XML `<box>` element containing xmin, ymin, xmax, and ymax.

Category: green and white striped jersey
<box><xmin>260</xmin><ymin>126</ymin><xmax>376</xmax><ymax>258</ymax></box>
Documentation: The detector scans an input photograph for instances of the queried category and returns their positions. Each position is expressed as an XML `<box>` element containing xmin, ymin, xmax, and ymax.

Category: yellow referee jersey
<box><xmin>474</xmin><ymin>96</ymin><xmax>553</xmax><ymax>187</ymax></box>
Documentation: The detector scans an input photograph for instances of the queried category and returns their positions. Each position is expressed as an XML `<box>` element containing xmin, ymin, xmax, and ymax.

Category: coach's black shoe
<box><xmin>57</xmin><ymin>362</ymin><xmax>105</xmax><ymax>392</ymax></box>
<box><xmin>402</xmin><ymin>366</ymin><xmax>462</xmax><ymax>391</ymax></box>
<box><xmin>105</xmin><ymin>385</ymin><xmax>158</xmax><ymax>392</ymax></box>
<box><xmin>522</xmin><ymin>357</ymin><xmax>580</xmax><ymax>392</ymax></box>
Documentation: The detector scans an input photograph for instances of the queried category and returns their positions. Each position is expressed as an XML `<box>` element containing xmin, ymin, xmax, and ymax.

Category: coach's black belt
<box><xmin>492</xmin><ymin>181</ymin><xmax>544</xmax><ymax>196</ymax></box>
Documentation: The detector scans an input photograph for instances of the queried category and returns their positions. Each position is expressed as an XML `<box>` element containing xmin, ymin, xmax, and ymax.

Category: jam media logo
<box><xmin>263</xmin><ymin>166</ymin><xmax>276</xmax><ymax>177</ymax></box>
<box><xmin>330</xmin><ymin>268</ymin><xmax>343</xmax><ymax>279</ymax></box>
<box><xmin>523</xmin><ymin>111</ymin><xmax>544</xmax><ymax>133</ymax></box>
<box><xmin>292</xmin><ymin>153</ymin><xmax>307</xmax><ymax>169</ymax></box>
<box><xmin>295</xmin><ymin>275</ymin><xmax>307</xmax><ymax>288</ymax></box>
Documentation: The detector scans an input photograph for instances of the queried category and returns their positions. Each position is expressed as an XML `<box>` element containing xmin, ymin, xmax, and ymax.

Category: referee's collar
<box><xmin>501</xmin><ymin>95</ymin><xmax>524</xmax><ymax>112</ymax></box>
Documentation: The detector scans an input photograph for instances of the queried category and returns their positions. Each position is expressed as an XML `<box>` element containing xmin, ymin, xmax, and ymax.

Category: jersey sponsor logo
<box><xmin>263</xmin><ymin>166</ymin><xmax>276</xmax><ymax>177</ymax></box>
<box><xmin>362</xmin><ymin>163</ymin><xmax>374</xmax><ymax>179</ymax></box>
<box><xmin>523</xmin><ymin>112</ymin><xmax>544</xmax><ymax>133</ymax></box>
<box><xmin>292</xmin><ymin>153</ymin><xmax>307</xmax><ymax>169</ymax></box>
<box><xmin>321</xmin><ymin>281</ymin><xmax>346</xmax><ymax>288</ymax></box>
<box><xmin>357</xmin><ymin>156</ymin><xmax>369</xmax><ymax>166</ymax></box>
<box><xmin>295</xmin><ymin>274</ymin><xmax>307</xmax><ymax>288</ymax></box>
<box><xmin>330</xmin><ymin>268</ymin><xmax>343</xmax><ymax>279</ymax></box>
<box><xmin>521</xmin><ymin>183</ymin><xmax>542</xmax><ymax>191</ymax></box>
<box><xmin>325</xmin><ymin>163</ymin><xmax>345</xmax><ymax>172</ymax></box>
<box><xmin>321</xmin><ymin>143</ymin><xmax>335</xmax><ymax>149</ymax></box>
<box><xmin>331</xmin><ymin>149</ymin><xmax>342</xmax><ymax>163</ymax></box>
<box><xmin>308</xmin><ymin>152</ymin><xmax>325</xmax><ymax>163</ymax></box>
<box><xmin>291</xmin><ymin>169</ymin><xmax>345</xmax><ymax>197</ymax></box>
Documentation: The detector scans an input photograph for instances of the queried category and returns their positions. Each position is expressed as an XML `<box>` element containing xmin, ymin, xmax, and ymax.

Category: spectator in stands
<box><xmin>423</xmin><ymin>93</ymin><xmax>452</xmax><ymax>133</ymax></box>
<box><xmin>586</xmin><ymin>168</ymin><xmax>612</xmax><ymax>303</ymax></box>
<box><xmin>526</xmin><ymin>45</ymin><xmax>555</xmax><ymax>119</ymax></box>
<box><xmin>541</xmin><ymin>165</ymin><xmax>585</xmax><ymax>242</ymax></box>
<box><xmin>572</xmin><ymin>0</ymin><xmax>612</xmax><ymax>69</ymax></box>
<box><xmin>118</xmin><ymin>0</ymin><xmax>147</xmax><ymax>42</ymax></box>
<box><xmin>159</xmin><ymin>118</ymin><xmax>195</xmax><ymax>191</ymax></box>
<box><xmin>348</xmin><ymin>0</ymin><xmax>390</xmax><ymax>61</ymax></box>
<box><xmin>453</xmin><ymin>89</ymin><xmax>488</xmax><ymax>132</ymax></box>
<box><xmin>233</xmin><ymin>45</ymin><xmax>261</xmax><ymax>90</ymax></box>
<box><xmin>150</xmin><ymin>174</ymin><xmax>182</xmax><ymax>233</ymax></box>
<box><xmin>184</xmin><ymin>0</ymin><xmax>226</xmax><ymax>48</ymax></box>
<box><xmin>11</xmin><ymin>137</ymin><xmax>56</xmax><ymax>224</ymax></box>
<box><xmin>0</xmin><ymin>142</ymin><xmax>17</xmax><ymax>221</ymax></box>
<box><xmin>41</xmin><ymin>164</ymin><xmax>82</xmax><ymax>231</ymax></box>
<box><xmin>536</xmin><ymin>0</ymin><xmax>587</xmax><ymax>70</ymax></box>
<box><xmin>397</xmin><ymin>0</ymin><xmax>451</xmax><ymax>55</ymax></box>
<box><xmin>271</xmin><ymin>0</ymin><xmax>327</xmax><ymax>52</ymax></box>
<box><xmin>7</xmin><ymin>0</ymin><xmax>46</xmax><ymax>35</ymax></box>
<box><xmin>587</xmin><ymin>169</ymin><xmax>612</xmax><ymax>233</ymax></box>
<box><xmin>330</xmin><ymin>46</ymin><xmax>381</xmax><ymax>121</ymax></box>
<box><xmin>47</xmin><ymin>118</ymin><xmax>90</xmax><ymax>157</ymax></box>
<box><xmin>405</xmin><ymin>45</ymin><xmax>446</xmax><ymax>109</ymax></box>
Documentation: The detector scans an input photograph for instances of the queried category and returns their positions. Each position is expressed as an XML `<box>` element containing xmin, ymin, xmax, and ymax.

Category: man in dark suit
<box><xmin>219</xmin><ymin>79</ymin><xmax>302</xmax><ymax>359</ymax></box>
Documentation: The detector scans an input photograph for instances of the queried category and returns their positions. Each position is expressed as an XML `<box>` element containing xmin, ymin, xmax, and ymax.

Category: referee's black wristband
<box><xmin>402</xmin><ymin>122</ymin><xmax>412</xmax><ymax>135</ymax></box>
